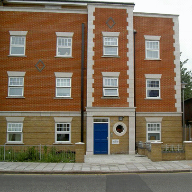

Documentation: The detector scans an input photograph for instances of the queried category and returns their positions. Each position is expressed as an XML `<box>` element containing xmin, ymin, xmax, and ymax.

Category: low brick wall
<box><xmin>0</xmin><ymin>143</ymin><xmax>86</xmax><ymax>163</ymax></box>
<box><xmin>138</xmin><ymin>148</ymin><xmax>145</xmax><ymax>155</ymax></box>
<box><xmin>162</xmin><ymin>152</ymin><xmax>185</xmax><ymax>161</ymax></box>
<box><xmin>138</xmin><ymin>141</ymin><xmax>192</xmax><ymax>162</ymax></box>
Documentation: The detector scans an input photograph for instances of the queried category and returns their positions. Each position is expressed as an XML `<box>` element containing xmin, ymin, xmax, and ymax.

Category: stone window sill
<box><xmin>6</xmin><ymin>96</ymin><xmax>25</xmax><ymax>99</ymax></box>
<box><xmin>101</xmin><ymin>97</ymin><xmax>120</xmax><ymax>99</ymax></box>
<box><xmin>53</xmin><ymin>97</ymin><xmax>73</xmax><ymax>99</ymax></box>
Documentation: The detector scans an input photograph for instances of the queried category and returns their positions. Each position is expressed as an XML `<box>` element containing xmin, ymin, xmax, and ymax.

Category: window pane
<box><xmin>147</xmin><ymin>50</ymin><xmax>159</xmax><ymax>59</ymax></box>
<box><xmin>58</xmin><ymin>48</ymin><xmax>71</xmax><ymax>56</ymax></box>
<box><xmin>11</xmin><ymin>47</ymin><xmax>25</xmax><ymax>55</ymax></box>
<box><xmin>104</xmin><ymin>37</ymin><xmax>117</xmax><ymax>46</ymax></box>
<box><xmin>11</xmin><ymin>36</ymin><xmax>25</xmax><ymax>45</ymax></box>
<box><xmin>148</xmin><ymin>133</ymin><xmax>160</xmax><ymax>141</ymax></box>
<box><xmin>147</xmin><ymin>80</ymin><xmax>159</xmax><ymax>88</ymax></box>
<box><xmin>57</xmin><ymin>37</ymin><xmax>72</xmax><ymax>56</ymax></box>
<box><xmin>8</xmin><ymin>123</ymin><xmax>22</xmax><ymax>132</ymax></box>
<box><xmin>146</xmin><ymin>40</ymin><xmax>159</xmax><ymax>59</ymax></box>
<box><xmin>94</xmin><ymin>119</ymin><xmax>108</xmax><ymax>122</ymax></box>
<box><xmin>57</xmin><ymin>123</ymin><xmax>70</xmax><ymax>132</ymax></box>
<box><xmin>116</xmin><ymin>125</ymin><xmax>124</xmax><ymax>133</ymax></box>
<box><xmin>146</xmin><ymin>41</ymin><xmax>158</xmax><ymax>49</ymax></box>
<box><xmin>8</xmin><ymin>133</ymin><xmax>22</xmax><ymax>142</ymax></box>
<box><xmin>104</xmin><ymin>79</ymin><xmax>109</xmax><ymax>86</ymax></box>
<box><xmin>9</xmin><ymin>88</ymin><xmax>23</xmax><ymax>96</ymax></box>
<box><xmin>104</xmin><ymin>78</ymin><xmax>117</xmax><ymax>87</ymax></box>
<box><xmin>58</xmin><ymin>38</ymin><xmax>71</xmax><ymax>46</ymax></box>
<box><xmin>104</xmin><ymin>88</ymin><xmax>118</xmax><ymax>96</ymax></box>
<box><xmin>57</xmin><ymin>78</ymin><xmax>70</xmax><ymax>87</ymax></box>
<box><xmin>104</xmin><ymin>47</ymin><xmax>118</xmax><ymax>55</ymax></box>
<box><xmin>9</xmin><ymin>77</ymin><xmax>23</xmax><ymax>86</ymax></box>
<box><xmin>147</xmin><ymin>90</ymin><xmax>159</xmax><ymax>97</ymax></box>
<box><xmin>56</xmin><ymin>88</ymin><xmax>70</xmax><ymax>97</ymax></box>
<box><xmin>111</xmin><ymin>79</ymin><xmax>117</xmax><ymax>86</ymax></box>
<box><xmin>57</xmin><ymin>134</ymin><xmax>69</xmax><ymax>142</ymax></box>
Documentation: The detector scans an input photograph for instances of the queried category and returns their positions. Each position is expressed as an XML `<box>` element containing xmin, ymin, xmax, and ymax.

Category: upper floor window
<box><xmin>144</xmin><ymin>35</ymin><xmax>161</xmax><ymax>60</ymax></box>
<box><xmin>56</xmin><ymin>78</ymin><xmax>71</xmax><ymax>97</ymax></box>
<box><xmin>7</xmin><ymin>71</ymin><xmax>26</xmax><ymax>98</ymax></box>
<box><xmin>103</xmin><ymin>37</ymin><xmax>118</xmax><ymax>56</ymax></box>
<box><xmin>146</xmin><ymin>79</ymin><xmax>160</xmax><ymax>98</ymax></box>
<box><xmin>9</xmin><ymin>31</ymin><xmax>28</xmax><ymax>56</ymax></box>
<box><xmin>102</xmin><ymin>72</ymin><xmax>120</xmax><ymax>97</ymax></box>
<box><xmin>57</xmin><ymin>37</ymin><xmax>72</xmax><ymax>57</ymax></box>
<box><xmin>8</xmin><ymin>77</ymin><xmax>24</xmax><ymax>97</ymax></box>
<box><xmin>145</xmin><ymin>74</ymin><xmax>161</xmax><ymax>99</ymax></box>
<box><xmin>56</xmin><ymin>32</ymin><xmax>74</xmax><ymax>57</ymax></box>
<box><xmin>103</xmin><ymin>77</ymin><xmax>118</xmax><ymax>96</ymax></box>
<box><xmin>102</xmin><ymin>32</ymin><xmax>120</xmax><ymax>57</ymax></box>
<box><xmin>54</xmin><ymin>72</ymin><xmax>73</xmax><ymax>98</ymax></box>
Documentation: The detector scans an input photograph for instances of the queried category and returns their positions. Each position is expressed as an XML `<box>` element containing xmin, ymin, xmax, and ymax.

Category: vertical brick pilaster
<box><xmin>150</xmin><ymin>142</ymin><xmax>163</xmax><ymax>162</ymax></box>
<box><xmin>75</xmin><ymin>142</ymin><xmax>85</xmax><ymax>163</ymax></box>
<box><xmin>184</xmin><ymin>141</ymin><xmax>192</xmax><ymax>160</ymax></box>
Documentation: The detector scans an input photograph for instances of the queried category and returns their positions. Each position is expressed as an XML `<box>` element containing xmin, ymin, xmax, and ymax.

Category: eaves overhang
<box><xmin>3</xmin><ymin>0</ymin><xmax>135</xmax><ymax>7</ymax></box>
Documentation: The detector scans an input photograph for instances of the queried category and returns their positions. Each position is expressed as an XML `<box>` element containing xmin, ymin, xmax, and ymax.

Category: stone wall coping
<box><xmin>75</xmin><ymin>142</ymin><xmax>85</xmax><ymax>145</ymax></box>
<box><xmin>151</xmin><ymin>141</ymin><xmax>163</xmax><ymax>144</ymax></box>
<box><xmin>183</xmin><ymin>141</ymin><xmax>192</xmax><ymax>144</ymax></box>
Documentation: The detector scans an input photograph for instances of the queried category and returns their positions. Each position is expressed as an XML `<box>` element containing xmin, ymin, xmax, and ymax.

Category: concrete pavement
<box><xmin>0</xmin><ymin>154</ymin><xmax>192</xmax><ymax>174</ymax></box>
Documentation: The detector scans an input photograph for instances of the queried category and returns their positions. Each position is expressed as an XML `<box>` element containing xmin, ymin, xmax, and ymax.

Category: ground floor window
<box><xmin>7</xmin><ymin>123</ymin><xmax>23</xmax><ymax>143</ymax></box>
<box><xmin>147</xmin><ymin>123</ymin><xmax>161</xmax><ymax>141</ymax></box>
<box><xmin>55</xmin><ymin>123</ymin><xmax>71</xmax><ymax>143</ymax></box>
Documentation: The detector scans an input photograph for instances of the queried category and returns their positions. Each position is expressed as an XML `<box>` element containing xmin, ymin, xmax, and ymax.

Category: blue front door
<box><xmin>94</xmin><ymin>123</ymin><xmax>108</xmax><ymax>154</ymax></box>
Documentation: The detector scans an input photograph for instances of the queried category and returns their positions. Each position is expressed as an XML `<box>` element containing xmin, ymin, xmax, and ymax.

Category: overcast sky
<box><xmin>100</xmin><ymin>0</ymin><xmax>192</xmax><ymax>71</ymax></box>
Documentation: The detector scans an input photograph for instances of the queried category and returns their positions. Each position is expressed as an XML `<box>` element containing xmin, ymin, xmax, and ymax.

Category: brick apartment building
<box><xmin>0</xmin><ymin>0</ymin><xmax>182</xmax><ymax>155</ymax></box>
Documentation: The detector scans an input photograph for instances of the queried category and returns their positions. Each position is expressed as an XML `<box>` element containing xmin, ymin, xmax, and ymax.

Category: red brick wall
<box><xmin>92</xmin><ymin>8</ymin><xmax>129</xmax><ymax>107</ymax></box>
<box><xmin>134</xmin><ymin>16</ymin><xmax>176</xmax><ymax>112</ymax></box>
<box><xmin>0</xmin><ymin>10</ymin><xmax>178</xmax><ymax>112</ymax></box>
<box><xmin>0</xmin><ymin>11</ymin><xmax>87</xmax><ymax>111</ymax></box>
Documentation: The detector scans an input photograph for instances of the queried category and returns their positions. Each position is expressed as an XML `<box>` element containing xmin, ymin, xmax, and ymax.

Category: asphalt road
<box><xmin>0</xmin><ymin>173</ymin><xmax>192</xmax><ymax>192</ymax></box>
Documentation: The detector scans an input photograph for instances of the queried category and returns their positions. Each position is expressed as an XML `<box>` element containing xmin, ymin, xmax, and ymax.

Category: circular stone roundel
<box><xmin>113</xmin><ymin>122</ymin><xmax>127</xmax><ymax>136</ymax></box>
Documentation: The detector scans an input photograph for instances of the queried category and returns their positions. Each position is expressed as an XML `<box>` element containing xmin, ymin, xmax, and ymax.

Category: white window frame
<box><xmin>103</xmin><ymin>37</ymin><xmax>118</xmax><ymax>56</ymax></box>
<box><xmin>7</xmin><ymin>123</ymin><xmax>23</xmax><ymax>143</ymax></box>
<box><xmin>9</xmin><ymin>31</ymin><xmax>27</xmax><ymax>56</ymax></box>
<box><xmin>145</xmin><ymin>41</ymin><xmax>159</xmax><ymax>59</ymax></box>
<box><xmin>102</xmin><ymin>32</ymin><xmax>120</xmax><ymax>57</ymax></box>
<box><xmin>113</xmin><ymin>122</ymin><xmax>127</xmax><ymax>136</ymax></box>
<box><xmin>103</xmin><ymin>77</ymin><xmax>119</xmax><ymax>97</ymax></box>
<box><xmin>55</xmin><ymin>123</ymin><xmax>71</xmax><ymax>143</ymax></box>
<box><xmin>102</xmin><ymin>72</ymin><xmax>120</xmax><ymax>97</ymax></box>
<box><xmin>146</xmin><ymin>79</ymin><xmax>160</xmax><ymax>99</ymax></box>
<box><xmin>8</xmin><ymin>77</ymin><xmax>24</xmax><ymax>97</ymax></box>
<box><xmin>144</xmin><ymin>35</ymin><xmax>161</xmax><ymax>60</ymax></box>
<box><xmin>56</xmin><ymin>37</ymin><xmax>72</xmax><ymax>57</ymax></box>
<box><xmin>7</xmin><ymin>71</ymin><xmax>26</xmax><ymax>97</ymax></box>
<box><xmin>56</xmin><ymin>32</ymin><xmax>74</xmax><ymax>57</ymax></box>
<box><xmin>147</xmin><ymin>123</ymin><xmax>161</xmax><ymax>142</ymax></box>
<box><xmin>54</xmin><ymin>72</ymin><xmax>73</xmax><ymax>98</ymax></box>
<box><xmin>56</xmin><ymin>78</ymin><xmax>71</xmax><ymax>98</ymax></box>
<box><xmin>54</xmin><ymin>117</ymin><xmax>73</xmax><ymax>144</ymax></box>
<box><xmin>6</xmin><ymin>117</ymin><xmax>25</xmax><ymax>144</ymax></box>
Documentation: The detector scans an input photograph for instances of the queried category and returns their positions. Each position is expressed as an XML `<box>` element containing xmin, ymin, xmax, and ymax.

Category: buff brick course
<box><xmin>110</xmin><ymin>117</ymin><xmax>129</xmax><ymax>154</ymax></box>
